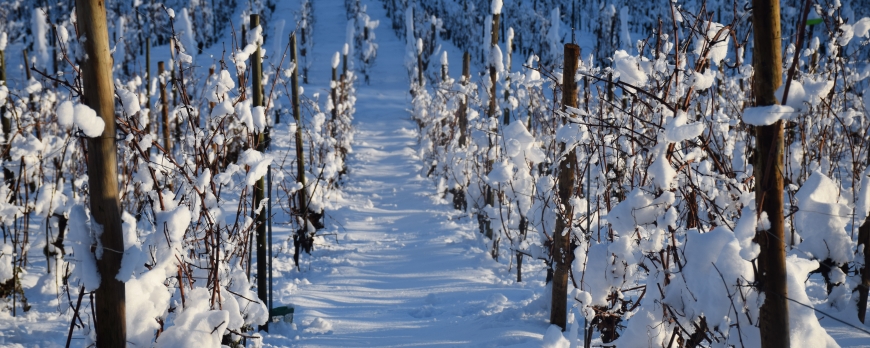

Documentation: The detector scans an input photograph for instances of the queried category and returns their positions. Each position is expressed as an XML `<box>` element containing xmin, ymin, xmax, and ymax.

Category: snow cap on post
<box><xmin>416</xmin><ymin>38</ymin><xmax>423</xmax><ymax>55</ymax></box>
<box><xmin>441</xmin><ymin>51</ymin><xmax>448</xmax><ymax>65</ymax></box>
<box><xmin>491</xmin><ymin>0</ymin><xmax>503</xmax><ymax>14</ymax></box>
<box><xmin>332</xmin><ymin>52</ymin><xmax>340</xmax><ymax>69</ymax></box>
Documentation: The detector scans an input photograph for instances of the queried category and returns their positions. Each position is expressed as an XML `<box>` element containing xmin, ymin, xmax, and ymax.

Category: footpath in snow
<box><xmin>261</xmin><ymin>1</ymin><xmax>550</xmax><ymax>346</ymax></box>
<box><xmin>263</xmin><ymin>106</ymin><xmax>549</xmax><ymax>347</ymax></box>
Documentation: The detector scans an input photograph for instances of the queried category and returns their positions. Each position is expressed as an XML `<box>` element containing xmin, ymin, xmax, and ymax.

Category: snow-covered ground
<box><xmin>1</xmin><ymin>0</ymin><xmax>870</xmax><ymax>347</ymax></box>
<box><xmin>256</xmin><ymin>1</ymin><xmax>870</xmax><ymax>347</ymax></box>
<box><xmin>262</xmin><ymin>98</ymin><xmax>550</xmax><ymax>347</ymax></box>
<box><xmin>260</xmin><ymin>1</ymin><xmax>551</xmax><ymax>346</ymax></box>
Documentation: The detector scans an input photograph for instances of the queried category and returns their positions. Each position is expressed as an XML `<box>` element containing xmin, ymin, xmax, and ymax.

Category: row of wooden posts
<box><xmin>0</xmin><ymin>6</ymin><xmax>313</xmax><ymax>344</ymax></box>
<box><xmin>411</xmin><ymin>2</ymin><xmax>792</xmax><ymax>346</ymax></box>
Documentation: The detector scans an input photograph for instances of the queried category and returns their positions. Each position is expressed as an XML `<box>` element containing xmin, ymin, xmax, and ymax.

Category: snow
<box><xmin>546</xmin><ymin>8</ymin><xmax>561</xmax><ymax>63</ymax></box>
<box><xmin>855</xmin><ymin>17</ymin><xmax>870</xmax><ymax>38</ymax></box>
<box><xmin>2</xmin><ymin>1</ymin><xmax>870</xmax><ymax>347</ymax></box>
<box><xmin>491</xmin><ymin>0</ymin><xmax>503</xmax><ymax>15</ymax></box>
<box><xmin>55</xmin><ymin>100</ymin><xmax>74</xmax><ymax>129</ymax></box>
<box><xmin>542</xmin><ymin>325</ymin><xmax>569</xmax><ymax>347</ymax></box>
<box><xmin>32</xmin><ymin>8</ymin><xmax>49</xmax><ymax>68</ymax></box>
<box><xmin>73</xmin><ymin>103</ymin><xmax>106</xmax><ymax>137</ymax></box>
<box><xmin>116</xmin><ymin>87</ymin><xmax>141</xmax><ymax>116</ymax></box>
<box><xmin>204</xmin><ymin>69</ymin><xmax>235</xmax><ymax>103</ymax></box>
<box><xmin>691</xmin><ymin>68</ymin><xmax>715</xmax><ymax>90</ymax></box>
<box><xmin>742</xmin><ymin>104</ymin><xmax>796</xmax><ymax>126</ymax></box>
<box><xmin>489</xmin><ymin>44</ymin><xmax>504</xmax><ymax>74</ymax></box>
<box><xmin>693</xmin><ymin>21</ymin><xmax>730</xmax><ymax>65</ymax></box>
<box><xmin>838</xmin><ymin>24</ymin><xmax>855</xmax><ymax>46</ymax></box>
<box><xmin>787</xmin><ymin>256</ymin><xmax>841</xmax><ymax>347</ymax></box>
<box><xmin>794</xmin><ymin>170</ymin><xmax>853</xmax><ymax>264</ymax></box>
<box><xmin>664</xmin><ymin>110</ymin><xmax>705</xmax><ymax>142</ymax></box>
<box><xmin>648</xmin><ymin>148</ymin><xmax>677</xmax><ymax>189</ymax></box>
<box><xmin>211</xmin><ymin>100</ymin><xmax>233</xmax><ymax>118</ymax></box>
<box><xmin>0</xmin><ymin>32</ymin><xmax>6</xmax><ymax>51</ymax></box>
<box><xmin>271</xmin><ymin>19</ymin><xmax>286</xmax><ymax>64</ymax></box>
<box><xmin>155</xmin><ymin>288</ymin><xmax>230</xmax><ymax>347</ymax></box>
<box><xmin>239</xmin><ymin>149</ymin><xmax>273</xmax><ymax>186</ymax></box>
<box><xmin>252</xmin><ymin>105</ymin><xmax>266</xmax><ymax>132</ymax></box>
<box><xmin>613</xmin><ymin>49</ymin><xmax>648</xmax><ymax>86</ymax></box>
<box><xmin>65</xmin><ymin>205</ymin><xmax>101</xmax><ymax>291</ymax></box>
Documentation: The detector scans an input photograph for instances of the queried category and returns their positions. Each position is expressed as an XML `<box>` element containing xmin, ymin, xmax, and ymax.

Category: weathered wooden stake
<box><xmin>751</xmin><ymin>0</ymin><xmax>790</xmax><ymax>345</ymax></box>
<box><xmin>483</xmin><ymin>12</ymin><xmax>501</xmax><ymax>244</ymax></box>
<box><xmin>1</xmin><ymin>41</ymin><xmax>11</xmax><ymax>185</ymax></box>
<box><xmin>158</xmin><ymin>61</ymin><xmax>170</xmax><ymax>153</ymax></box>
<box><xmin>250</xmin><ymin>14</ymin><xmax>270</xmax><ymax>332</ymax></box>
<box><xmin>290</xmin><ymin>33</ymin><xmax>309</xmax><ymax>269</ymax></box>
<box><xmin>551</xmin><ymin>43</ymin><xmax>580</xmax><ymax>331</ymax></box>
<box><xmin>331</xmin><ymin>61</ymin><xmax>338</xmax><ymax>135</ymax></box>
<box><xmin>488</xmin><ymin>13</ymin><xmax>500</xmax><ymax>118</ymax></box>
<box><xmin>145</xmin><ymin>37</ymin><xmax>151</xmax><ymax>132</ymax></box>
<box><xmin>458</xmin><ymin>52</ymin><xmax>469</xmax><ymax>148</ymax></box>
<box><xmin>75</xmin><ymin>0</ymin><xmax>127</xmax><ymax>345</ymax></box>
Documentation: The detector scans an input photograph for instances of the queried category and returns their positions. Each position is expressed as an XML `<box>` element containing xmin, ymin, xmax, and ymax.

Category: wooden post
<box><xmin>331</xmin><ymin>62</ymin><xmax>338</xmax><ymax>134</ymax></box>
<box><xmin>75</xmin><ymin>0</ymin><xmax>127</xmax><ymax>345</ymax></box>
<box><xmin>483</xmin><ymin>13</ymin><xmax>501</xmax><ymax>244</ymax></box>
<box><xmin>488</xmin><ymin>13</ymin><xmax>500</xmax><ymax>118</ymax></box>
<box><xmin>145</xmin><ymin>37</ymin><xmax>151</xmax><ymax>132</ymax></box>
<box><xmin>441</xmin><ymin>54</ymin><xmax>447</xmax><ymax>83</ymax></box>
<box><xmin>51</xmin><ymin>26</ymin><xmax>58</xmax><ymax>87</ymax></box>
<box><xmin>290</xmin><ymin>33</ymin><xmax>309</xmax><ymax>269</ymax></box>
<box><xmin>458</xmin><ymin>52</ymin><xmax>470</xmax><ymax>148</ymax></box>
<box><xmin>301</xmin><ymin>25</ymin><xmax>308</xmax><ymax>84</ymax></box>
<box><xmin>1</xmin><ymin>41</ymin><xmax>11</xmax><ymax>185</ymax></box>
<box><xmin>859</xmin><ymin>217</ymin><xmax>870</xmax><ymax>323</ymax></box>
<box><xmin>551</xmin><ymin>43</ymin><xmax>580</xmax><ymax>331</ymax></box>
<box><xmin>250</xmin><ymin>14</ymin><xmax>269</xmax><ymax>332</ymax></box>
<box><xmin>158</xmin><ymin>61</ymin><xmax>170</xmax><ymax>153</ymax></box>
<box><xmin>751</xmin><ymin>0</ymin><xmax>790</xmax><ymax>345</ymax></box>
<box><xmin>504</xmin><ymin>27</ymin><xmax>513</xmax><ymax>125</ymax></box>
<box><xmin>417</xmin><ymin>45</ymin><xmax>424</xmax><ymax>89</ymax></box>
<box><xmin>239</xmin><ymin>26</ymin><xmax>247</xmax><ymax>93</ymax></box>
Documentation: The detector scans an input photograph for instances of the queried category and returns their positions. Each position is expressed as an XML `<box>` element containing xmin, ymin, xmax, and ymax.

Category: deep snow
<box><xmin>260</xmin><ymin>1</ymin><xmax>551</xmax><ymax>346</ymax></box>
<box><xmin>0</xmin><ymin>0</ymin><xmax>869</xmax><ymax>347</ymax></box>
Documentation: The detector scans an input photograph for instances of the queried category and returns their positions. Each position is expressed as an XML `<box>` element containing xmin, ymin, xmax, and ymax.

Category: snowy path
<box><xmin>265</xmin><ymin>108</ymin><xmax>546</xmax><ymax>347</ymax></box>
<box><xmin>261</xmin><ymin>1</ymin><xmax>548</xmax><ymax>347</ymax></box>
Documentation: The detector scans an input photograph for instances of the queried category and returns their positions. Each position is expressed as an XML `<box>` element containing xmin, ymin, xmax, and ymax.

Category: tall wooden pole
<box><xmin>751</xmin><ymin>0</ymin><xmax>790</xmax><ymax>345</ymax></box>
<box><xmin>75</xmin><ymin>0</ymin><xmax>127</xmax><ymax>345</ymax></box>
<box><xmin>551</xmin><ymin>43</ymin><xmax>579</xmax><ymax>331</ymax></box>
<box><xmin>458</xmin><ymin>52</ymin><xmax>470</xmax><ymax>148</ymax></box>
<box><xmin>483</xmin><ymin>13</ymin><xmax>501</xmax><ymax>244</ymax></box>
<box><xmin>290</xmin><ymin>33</ymin><xmax>309</xmax><ymax>269</ymax></box>
<box><xmin>1</xmin><ymin>41</ymin><xmax>11</xmax><ymax>185</ymax></box>
<box><xmin>158</xmin><ymin>61</ymin><xmax>170</xmax><ymax>153</ymax></box>
<box><xmin>145</xmin><ymin>37</ymin><xmax>151</xmax><ymax>132</ymax></box>
<box><xmin>249</xmin><ymin>14</ymin><xmax>269</xmax><ymax>332</ymax></box>
<box><xmin>488</xmin><ymin>13</ymin><xmax>500</xmax><ymax>118</ymax></box>
<box><xmin>859</xmin><ymin>217</ymin><xmax>870</xmax><ymax>323</ymax></box>
<box><xmin>331</xmin><ymin>62</ymin><xmax>338</xmax><ymax>132</ymax></box>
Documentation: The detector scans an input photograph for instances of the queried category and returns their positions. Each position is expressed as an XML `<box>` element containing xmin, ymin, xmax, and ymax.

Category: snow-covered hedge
<box><xmin>404</xmin><ymin>0</ymin><xmax>870</xmax><ymax>345</ymax></box>
<box><xmin>0</xmin><ymin>2</ymin><xmax>358</xmax><ymax>346</ymax></box>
